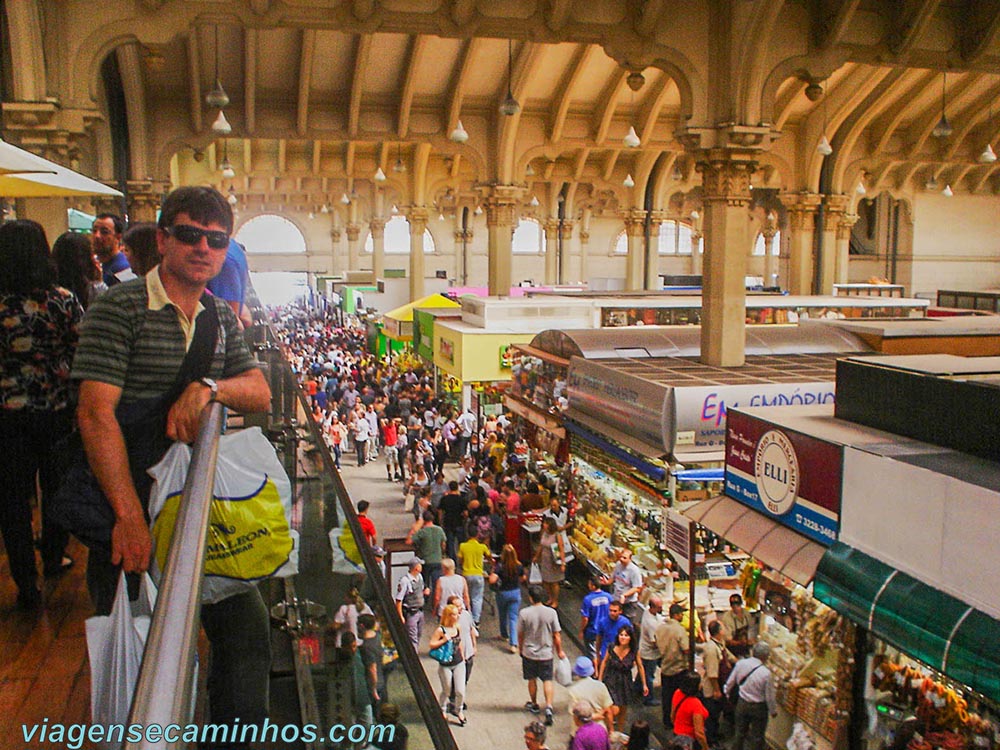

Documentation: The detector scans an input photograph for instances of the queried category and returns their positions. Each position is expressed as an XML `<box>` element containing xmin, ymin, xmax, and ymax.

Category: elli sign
<box><xmin>724</xmin><ymin>409</ymin><xmax>842</xmax><ymax>545</ymax></box>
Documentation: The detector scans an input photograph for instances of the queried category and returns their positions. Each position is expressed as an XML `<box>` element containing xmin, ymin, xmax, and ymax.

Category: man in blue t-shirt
<box><xmin>92</xmin><ymin>213</ymin><xmax>132</xmax><ymax>285</ymax></box>
<box><xmin>594</xmin><ymin>601</ymin><xmax>632</xmax><ymax>661</ymax></box>
<box><xmin>579</xmin><ymin>576</ymin><xmax>612</xmax><ymax>661</ymax></box>
<box><xmin>207</xmin><ymin>238</ymin><xmax>252</xmax><ymax>327</ymax></box>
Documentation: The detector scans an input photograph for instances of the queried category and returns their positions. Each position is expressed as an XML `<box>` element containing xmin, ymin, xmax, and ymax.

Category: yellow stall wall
<box><xmin>433</xmin><ymin>322</ymin><xmax>533</xmax><ymax>384</ymax></box>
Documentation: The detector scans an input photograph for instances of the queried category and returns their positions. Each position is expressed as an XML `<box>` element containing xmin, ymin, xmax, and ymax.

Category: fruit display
<box><xmin>871</xmin><ymin>657</ymin><xmax>996</xmax><ymax>739</ymax></box>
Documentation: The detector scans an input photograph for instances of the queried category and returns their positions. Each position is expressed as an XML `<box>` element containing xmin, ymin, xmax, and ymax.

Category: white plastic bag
<box><xmin>554</xmin><ymin>654</ymin><xmax>572</xmax><ymax>687</ymax></box>
<box><xmin>148</xmin><ymin>427</ymin><xmax>297</xmax><ymax>604</ymax></box>
<box><xmin>86</xmin><ymin>572</ymin><xmax>157</xmax><ymax>736</ymax></box>
<box><xmin>528</xmin><ymin>562</ymin><xmax>543</xmax><ymax>584</ymax></box>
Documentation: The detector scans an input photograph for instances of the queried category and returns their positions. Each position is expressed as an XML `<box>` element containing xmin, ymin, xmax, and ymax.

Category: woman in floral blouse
<box><xmin>0</xmin><ymin>220</ymin><xmax>83</xmax><ymax>609</ymax></box>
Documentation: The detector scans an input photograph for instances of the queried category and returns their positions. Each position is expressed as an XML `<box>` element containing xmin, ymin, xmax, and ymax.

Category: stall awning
<box><xmin>564</xmin><ymin>407</ymin><xmax>666</xmax><ymax>462</ymax></box>
<box><xmin>563</xmin><ymin>414</ymin><xmax>667</xmax><ymax>482</ymax></box>
<box><xmin>504</xmin><ymin>394</ymin><xmax>566</xmax><ymax>439</ymax></box>
<box><xmin>815</xmin><ymin>542</ymin><xmax>1000</xmax><ymax>704</ymax></box>
<box><xmin>681</xmin><ymin>495</ymin><xmax>826</xmax><ymax>587</ymax></box>
<box><xmin>510</xmin><ymin>344</ymin><xmax>570</xmax><ymax>367</ymax></box>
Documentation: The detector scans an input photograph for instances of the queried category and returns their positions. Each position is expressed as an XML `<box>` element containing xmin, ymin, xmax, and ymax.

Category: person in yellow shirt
<box><xmin>458</xmin><ymin>531</ymin><xmax>492</xmax><ymax>625</ymax></box>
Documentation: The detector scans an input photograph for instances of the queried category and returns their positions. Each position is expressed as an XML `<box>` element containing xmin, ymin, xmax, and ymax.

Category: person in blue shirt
<box><xmin>207</xmin><ymin>238</ymin><xmax>252</xmax><ymax>328</ymax></box>
<box><xmin>579</xmin><ymin>576</ymin><xmax>612</xmax><ymax>661</ymax></box>
<box><xmin>594</xmin><ymin>601</ymin><xmax>632</xmax><ymax>662</ymax></box>
<box><xmin>91</xmin><ymin>213</ymin><xmax>132</xmax><ymax>285</ymax></box>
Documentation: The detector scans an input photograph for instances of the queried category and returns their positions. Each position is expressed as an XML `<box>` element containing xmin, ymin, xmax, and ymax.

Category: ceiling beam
<box><xmin>277</xmin><ymin>139</ymin><xmax>286</xmax><ymax>174</ymax></box>
<box><xmin>637</xmin><ymin>73</ymin><xmax>673</xmax><ymax>144</ymax></box>
<box><xmin>888</xmin><ymin>0</ymin><xmax>943</xmax><ymax>56</ymax></box>
<box><xmin>312</xmin><ymin>140</ymin><xmax>322</xmax><ymax>174</ymax></box>
<box><xmin>244</xmin><ymin>140</ymin><xmax>252</xmax><ymax>174</ymax></box>
<box><xmin>942</xmin><ymin>79</ymin><xmax>1000</xmax><ymax>161</ymax></box>
<box><xmin>450</xmin><ymin>154</ymin><xmax>462</xmax><ymax>179</ymax></box>
<box><xmin>870</xmin><ymin>160</ymin><xmax>900</xmax><ymax>192</ymax></box>
<box><xmin>348</xmin><ymin>34</ymin><xmax>373</xmax><ymax>137</ymax></box>
<box><xmin>773</xmin><ymin>79</ymin><xmax>807</xmax><ymax>131</ymax></box>
<box><xmin>960</xmin><ymin>0</ymin><xmax>1000</xmax><ymax>63</ymax></box>
<box><xmin>871</xmin><ymin>70</ymin><xmax>938</xmax><ymax>155</ymax></box>
<box><xmin>593</xmin><ymin>68</ymin><xmax>628</xmax><ymax>145</ymax></box>
<box><xmin>187</xmin><ymin>30</ymin><xmax>202</xmax><ymax>133</ymax></box>
<box><xmin>573</xmin><ymin>149</ymin><xmax>590</xmax><ymax>181</ymax></box>
<box><xmin>602</xmin><ymin>149</ymin><xmax>621</xmax><ymax>182</ymax></box>
<box><xmin>550</xmin><ymin>44</ymin><xmax>592</xmax><ymax>143</ymax></box>
<box><xmin>972</xmin><ymin>163</ymin><xmax>1000</xmax><ymax>192</ymax></box>
<box><xmin>814</xmin><ymin>0</ymin><xmax>863</xmax><ymax>48</ymax></box>
<box><xmin>345</xmin><ymin>141</ymin><xmax>356</xmax><ymax>182</ymax></box>
<box><xmin>446</xmin><ymin>37</ymin><xmax>481</xmax><ymax>133</ymax></box>
<box><xmin>297</xmin><ymin>29</ymin><xmax>316</xmax><ymax>136</ymax></box>
<box><xmin>398</xmin><ymin>35</ymin><xmax>426</xmax><ymax>138</ymax></box>
<box><xmin>907</xmin><ymin>72</ymin><xmax>983</xmax><ymax>158</ymax></box>
<box><xmin>244</xmin><ymin>29</ymin><xmax>257</xmax><ymax>135</ymax></box>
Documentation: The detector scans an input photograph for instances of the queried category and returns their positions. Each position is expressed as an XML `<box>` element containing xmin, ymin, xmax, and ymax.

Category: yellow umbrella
<box><xmin>0</xmin><ymin>138</ymin><xmax>59</xmax><ymax>175</ymax></box>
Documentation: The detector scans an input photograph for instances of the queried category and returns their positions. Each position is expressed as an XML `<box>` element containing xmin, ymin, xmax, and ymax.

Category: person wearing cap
<box><xmin>655</xmin><ymin>601</ymin><xmax>691</xmax><ymax>729</ymax></box>
<box><xmin>567</xmin><ymin>656</ymin><xmax>615</xmax><ymax>732</ymax></box>
<box><xmin>395</xmin><ymin>557</ymin><xmax>428</xmax><ymax>648</ymax></box>
<box><xmin>721</xmin><ymin>593</ymin><xmax>753</xmax><ymax>658</ymax></box>
<box><xmin>569</xmin><ymin>700</ymin><xmax>610</xmax><ymax>750</ymax></box>
<box><xmin>360</xmin><ymin>546</ymin><xmax>387</xmax><ymax>606</ymax></box>
<box><xmin>725</xmin><ymin>642</ymin><xmax>777</xmax><ymax>750</ymax></box>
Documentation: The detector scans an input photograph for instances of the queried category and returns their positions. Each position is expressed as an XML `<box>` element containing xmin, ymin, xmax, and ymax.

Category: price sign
<box><xmin>663</xmin><ymin>509</ymin><xmax>692</xmax><ymax>575</ymax></box>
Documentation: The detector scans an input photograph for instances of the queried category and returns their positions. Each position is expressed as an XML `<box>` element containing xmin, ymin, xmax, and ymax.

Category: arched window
<box><xmin>235</xmin><ymin>214</ymin><xmax>307</xmax><ymax>254</ymax></box>
<box><xmin>512</xmin><ymin>218</ymin><xmax>543</xmax><ymax>254</ymax></box>
<box><xmin>613</xmin><ymin>230</ymin><xmax>627</xmax><ymax>255</ymax></box>
<box><xmin>363</xmin><ymin>216</ymin><xmax>436</xmax><ymax>254</ymax></box>
<box><xmin>752</xmin><ymin>230</ymin><xmax>782</xmax><ymax>256</ymax></box>
<box><xmin>658</xmin><ymin>220</ymin><xmax>694</xmax><ymax>255</ymax></box>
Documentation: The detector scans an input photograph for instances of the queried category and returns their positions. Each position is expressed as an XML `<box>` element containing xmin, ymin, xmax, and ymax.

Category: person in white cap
<box><xmin>566</xmin><ymin>656</ymin><xmax>615</xmax><ymax>732</ymax></box>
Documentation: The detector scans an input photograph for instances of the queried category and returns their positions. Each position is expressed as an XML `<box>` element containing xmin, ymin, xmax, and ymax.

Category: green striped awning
<box><xmin>814</xmin><ymin>542</ymin><xmax>1000</xmax><ymax>704</ymax></box>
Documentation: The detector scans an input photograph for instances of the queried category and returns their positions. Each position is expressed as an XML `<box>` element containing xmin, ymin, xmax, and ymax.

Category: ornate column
<box><xmin>559</xmin><ymin>219</ymin><xmax>574</xmax><ymax>285</ymax></box>
<box><xmin>408</xmin><ymin>207</ymin><xmax>429</xmax><ymax>301</ymax></box>
<box><xmin>543</xmin><ymin>219</ymin><xmax>559</xmax><ymax>285</ymax></box>
<box><xmin>819</xmin><ymin>194</ymin><xmax>849</xmax><ymax>293</ymax></box>
<box><xmin>761</xmin><ymin>221</ymin><xmax>778</xmax><ymax>288</ymax></box>
<box><xmin>481</xmin><ymin>185</ymin><xmax>524</xmax><ymax>296</ymax></box>
<box><xmin>696</xmin><ymin>151</ymin><xmax>756</xmax><ymax>367</ymax></box>
<box><xmin>690</xmin><ymin>230</ymin><xmax>703</xmax><ymax>275</ymax></box>
<box><xmin>835</xmin><ymin>212</ymin><xmax>859</xmax><ymax>285</ymax></box>
<box><xmin>330</xmin><ymin>226</ymin><xmax>342</xmax><ymax>275</ymax></box>
<box><xmin>622</xmin><ymin>209</ymin><xmax>647</xmax><ymax>291</ymax></box>
<box><xmin>645</xmin><ymin>211</ymin><xmax>667</xmax><ymax>290</ymax></box>
<box><xmin>346</xmin><ymin>223</ymin><xmax>361</xmax><ymax>271</ymax></box>
<box><xmin>126</xmin><ymin>179</ymin><xmax>168</xmax><ymax>223</ymax></box>
<box><xmin>578</xmin><ymin>208</ymin><xmax>592</xmax><ymax>284</ymax></box>
<box><xmin>454</xmin><ymin>228</ymin><xmax>473</xmax><ymax>285</ymax></box>
<box><xmin>784</xmin><ymin>193</ymin><xmax>822</xmax><ymax>295</ymax></box>
<box><xmin>369</xmin><ymin>217</ymin><xmax>386</xmax><ymax>280</ymax></box>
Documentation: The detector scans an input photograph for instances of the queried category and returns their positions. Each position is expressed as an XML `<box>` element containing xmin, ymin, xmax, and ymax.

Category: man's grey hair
<box><xmin>752</xmin><ymin>641</ymin><xmax>771</xmax><ymax>661</ymax></box>
<box><xmin>571</xmin><ymin>700</ymin><xmax>595</xmax><ymax>722</ymax></box>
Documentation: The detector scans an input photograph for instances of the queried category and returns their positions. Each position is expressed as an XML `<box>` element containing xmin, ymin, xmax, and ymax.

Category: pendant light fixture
<box><xmin>529</xmin><ymin>195</ymin><xmax>539</xmax><ymax>207</ymax></box>
<box><xmin>227</xmin><ymin>186</ymin><xmax>238</xmax><ymax>206</ymax></box>
<box><xmin>525</xmin><ymin>162</ymin><xmax>535</xmax><ymax>177</ymax></box>
<box><xmin>211</xmin><ymin>110</ymin><xmax>232</xmax><ymax>134</ymax></box>
<box><xmin>499</xmin><ymin>40</ymin><xmax>520</xmax><ymax>116</ymax></box>
<box><xmin>474</xmin><ymin>205</ymin><xmax>483</xmax><ymax>216</ymax></box>
<box><xmin>205</xmin><ymin>26</ymin><xmax>230</xmax><ymax>109</ymax></box>
<box><xmin>391</xmin><ymin>203</ymin><xmax>399</xmax><ymax>214</ymax></box>
<box><xmin>623</xmin><ymin>173</ymin><xmax>635</xmax><ymax>188</ymax></box>
<box><xmin>450</xmin><ymin>120</ymin><xmax>469</xmax><ymax>143</ymax></box>
<box><xmin>320</xmin><ymin>203</ymin><xmax>330</xmax><ymax>214</ymax></box>
<box><xmin>932</xmin><ymin>73</ymin><xmax>953</xmax><ymax>138</ymax></box>
<box><xmin>980</xmin><ymin>99</ymin><xmax>997</xmax><ymax>162</ymax></box>
<box><xmin>393</xmin><ymin>144</ymin><xmax>406</xmax><ymax>173</ymax></box>
<box><xmin>816</xmin><ymin>80</ymin><xmax>833</xmax><ymax>156</ymax></box>
<box><xmin>340</xmin><ymin>193</ymin><xmax>351</xmax><ymax>205</ymax></box>
<box><xmin>219</xmin><ymin>140</ymin><xmax>235</xmax><ymax>178</ymax></box>
<box><xmin>856</xmin><ymin>180</ymin><xmax>866</xmax><ymax>196</ymax></box>
<box><xmin>373</xmin><ymin>167</ymin><xmax>387</xmax><ymax>182</ymax></box>
<box><xmin>623</xmin><ymin>126</ymin><xmax>641</xmax><ymax>149</ymax></box>
<box><xmin>942</xmin><ymin>184</ymin><xmax>954</xmax><ymax>197</ymax></box>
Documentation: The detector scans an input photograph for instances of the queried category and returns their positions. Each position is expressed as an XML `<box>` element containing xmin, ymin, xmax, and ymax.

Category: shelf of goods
<box><xmin>869</xmin><ymin>648</ymin><xmax>997</xmax><ymax>750</ymax></box>
<box><xmin>761</xmin><ymin>586</ymin><xmax>855</xmax><ymax>750</ymax></box>
<box><xmin>569</xmin><ymin>450</ymin><xmax>671</xmax><ymax>587</ymax></box>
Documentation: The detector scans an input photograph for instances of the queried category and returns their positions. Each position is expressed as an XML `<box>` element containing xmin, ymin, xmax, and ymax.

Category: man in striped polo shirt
<box><xmin>73</xmin><ymin>186</ymin><xmax>271</xmax><ymax>736</ymax></box>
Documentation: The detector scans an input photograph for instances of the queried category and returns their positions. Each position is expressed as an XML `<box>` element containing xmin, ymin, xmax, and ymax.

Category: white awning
<box><xmin>681</xmin><ymin>495</ymin><xmax>826</xmax><ymax>586</ymax></box>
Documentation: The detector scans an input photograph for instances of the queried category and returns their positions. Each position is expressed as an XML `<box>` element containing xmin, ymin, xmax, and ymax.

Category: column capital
<box><xmin>476</xmin><ymin>182</ymin><xmax>527</xmax><ymax>205</ymax></box>
<box><xmin>542</xmin><ymin>219</ymin><xmax>560</xmax><ymax>238</ymax></box>
<box><xmin>345</xmin><ymin>223</ymin><xmax>361</xmax><ymax>242</ymax></box>
<box><xmin>824</xmin><ymin>193</ymin><xmax>850</xmax><ymax>217</ymax></box>
<box><xmin>783</xmin><ymin>192</ymin><xmax>823</xmax><ymax>230</ymax></box>
<box><xmin>454</xmin><ymin>229</ymin><xmax>473</xmax><ymax>242</ymax></box>
<box><xmin>836</xmin><ymin>213</ymin><xmax>859</xmax><ymax>241</ymax></box>
<box><xmin>620</xmin><ymin>208</ymin><xmax>647</xmax><ymax>235</ymax></box>
<box><xmin>126</xmin><ymin>179</ymin><xmax>170</xmax><ymax>222</ymax></box>
<box><xmin>407</xmin><ymin>206</ymin><xmax>429</xmax><ymax>233</ymax></box>
<box><xmin>369</xmin><ymin>216</ymin><xmax>387</xmax><ymax>237</ymax></box>
<box><xmin>579</xmin><ymin>230</ymin><xmax>591</xmax><ymax>243</ymax></box>
<box><xmin>331</xmin><ymin>227</ymin><xmax>342</xmax><ymax>243</ymax></box>
<box><xmin>558</xmin><ymin>219</ymin><xmax>574</xmax><ymax>240</ymax></box>
<box><xmin>695</xmin><ymin>151</ymin><xmax>756</xmax><ymax>207</ymax></box>
<box><xmin>676</xmin><ymin>124</ymin><xmax>778</xmax><ymax>154</ymax></box>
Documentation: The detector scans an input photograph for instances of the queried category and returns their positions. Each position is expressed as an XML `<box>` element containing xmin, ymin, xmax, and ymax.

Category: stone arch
<box><xmin>736</xmin><ymin>0</ymin><xmax>789</xmax><ymax>125</ymax></box>
<box><xmin>235</xmin><ymin>213</ymin><xmax>309</xmax><ymax>254</ymax></box>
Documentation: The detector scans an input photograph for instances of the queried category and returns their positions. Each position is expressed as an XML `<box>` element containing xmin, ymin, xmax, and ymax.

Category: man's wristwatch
<box><xmin>200</xmin><ymin>377</ymin><xmax>219</xmax><ymax>402</ymax></box>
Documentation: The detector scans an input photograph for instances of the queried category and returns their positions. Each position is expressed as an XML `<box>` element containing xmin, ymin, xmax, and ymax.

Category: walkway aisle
<box><xmin>337</xmin><ymin>454</ymin><xmax>584</xmax><ymax>750</ymax></box>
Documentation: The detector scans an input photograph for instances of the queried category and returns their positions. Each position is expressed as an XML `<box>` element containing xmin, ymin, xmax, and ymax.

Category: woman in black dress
<box><xmin>598</xmin><ymin>624</ymin><xmax>647</xmax><ymax>732</ymax></box>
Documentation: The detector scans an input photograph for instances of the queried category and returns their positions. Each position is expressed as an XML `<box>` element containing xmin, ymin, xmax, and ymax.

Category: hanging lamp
<box><xmin>499</xmin><ymin>40</ymin><xmax>520</xmax><ymax>116</ymax></box>
<box><xmin>205</xmin><ymin>27</ymin><xmax>230</xmax><ymax>108</ymax></box>
<box><xmin>623</xmin><ymin>126</ymin><xmax>641</xmax><ymax>149</ymax></box>
<box><xmin>450</xmin><ymin>120</ymin><xmax>469</xmax><ymax>143</ymax></box>
<box><xmin>932</xmin><ymin>73</ymin><xmax>953</xmax><ymax>138</ymax></box>
<box><xmin>816</xmin><ymin>80</ymin><xmax>833</xmax><ymax>156</ymax></box>
<box><xmin>374</xmin><ymin>167</ymin><xmax>387</xmax><ymax>182</ymax></box>
<box><xmin>211</xmin><ymin>110</ymin><xmax>232</xmax><ymax>134</ymax></box>
<box><xmin>623</xmin><ymin>174</ymin><xmax>635</xmax><ymax>188</ymax></box>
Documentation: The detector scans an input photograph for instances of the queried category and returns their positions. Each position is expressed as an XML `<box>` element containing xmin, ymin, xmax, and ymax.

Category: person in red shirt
<box><xmin>357</xmin><ymin>500</ymin><xmax>377</xmax><ymax>545</ymax></box>
<box><xmin>671</xmin><ymin>671</ymin><xmax>710</xmax><ymax>750</ymax></box>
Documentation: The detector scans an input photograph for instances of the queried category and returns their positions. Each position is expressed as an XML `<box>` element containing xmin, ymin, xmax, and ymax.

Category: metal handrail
<box><xmin>265</xmin><ymin>323</ymin><xmax>460</xmax><ymax>750</ymax></box>
<box><xmin>125</xmin><ymin>402</ymin><xmax>225</xmax><ymax>750</ymax></box>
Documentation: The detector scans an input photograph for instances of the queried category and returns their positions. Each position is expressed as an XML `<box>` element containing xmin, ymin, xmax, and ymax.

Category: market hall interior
<box><xmin>8</xmin><ymin>0</ymin><xmax>1000</xmax><ymax>368</ymax></box>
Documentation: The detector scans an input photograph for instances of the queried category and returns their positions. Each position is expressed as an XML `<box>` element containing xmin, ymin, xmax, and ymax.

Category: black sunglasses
<box><xmin>163</xmin><ymin>224</ymin><xmax>229</xmax><ymax>250</ymax></box>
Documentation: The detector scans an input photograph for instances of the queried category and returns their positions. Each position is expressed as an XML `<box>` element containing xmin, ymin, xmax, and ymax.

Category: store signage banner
<box><xmin>439</xmin><ymin>337</ymin><xmax>454</xmax><ymax>364</ymax></box>
<box><xmin>567</xmin><ymin>358</ymin><xmax>670</xmax><ymax>453</ymax></box>
<box><xmin>724</xmin><ymin>409</ymin><xmax>842</xmax><ymax>545</ymax></box>
<box><xmin>663</xmin><ymin>509</ymin><xmax>692</xmax><ymax>575</ymax></box>
<box><xmin>670</xmin><ymin>382</ymin><xmax>836</xmax><ymax>451</ymax></box>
